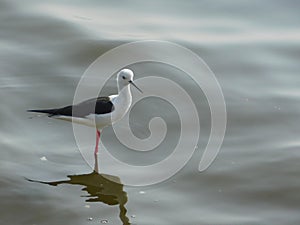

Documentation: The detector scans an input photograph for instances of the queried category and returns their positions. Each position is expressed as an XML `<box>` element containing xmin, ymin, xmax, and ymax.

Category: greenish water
<box><xmin>1</xmin><ymin>0</ymin><xmax>300</xmax><ymax>224</ymax></box>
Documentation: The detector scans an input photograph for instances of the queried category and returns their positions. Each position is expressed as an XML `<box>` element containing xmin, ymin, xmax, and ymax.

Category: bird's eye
<box><xmin>122</xmin><ymin>76</ymin><xmax>126</xmax><ymax>79</ymax></box>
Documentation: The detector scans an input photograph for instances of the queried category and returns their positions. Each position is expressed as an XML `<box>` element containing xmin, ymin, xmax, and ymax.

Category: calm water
<box><xmin>1</xmin><ymin>0</ymin><xmax>300</xmax><ymax>224</ymax></box>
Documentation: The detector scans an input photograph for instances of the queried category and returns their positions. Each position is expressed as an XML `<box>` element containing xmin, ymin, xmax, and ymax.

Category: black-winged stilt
<box><xmin>28</xmin><ymin>69</ymin><xmax>142</xmax><ymax>154</ymax></box>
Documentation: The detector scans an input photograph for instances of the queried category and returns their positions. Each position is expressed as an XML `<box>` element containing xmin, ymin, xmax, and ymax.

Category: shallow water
<box><xmin>1</xmin><ymin>0</ymin><xmax>300</xmax><ymax>224</ymax></box>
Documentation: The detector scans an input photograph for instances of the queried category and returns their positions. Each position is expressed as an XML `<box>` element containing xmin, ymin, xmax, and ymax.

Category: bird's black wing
<box><xmin>28</xmin><ymin>97</ymin><xmax>114</xmax><ymax>118</ymax></box>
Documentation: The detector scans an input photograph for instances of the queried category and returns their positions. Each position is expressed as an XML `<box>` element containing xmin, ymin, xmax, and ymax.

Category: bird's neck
<box><xmin>118</xmin><ymin>84</ymin><xmax>130</xmax><ymax>95</ymax></box>
<box><xmin>117</xmin><ymin>85</ymin><xmax>132</xmax><ymax>104</ymax></box>
<box><xmin>113</xmin><ymin>85</ymin><xmax>132</xmax><ymax>117</ymax></box>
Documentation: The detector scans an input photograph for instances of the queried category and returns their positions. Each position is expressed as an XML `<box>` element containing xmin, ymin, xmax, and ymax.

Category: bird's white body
<box><xmin>53</xmin><ymin>69</ymin><xmax>134</xmax><ymax>130</ymax></box>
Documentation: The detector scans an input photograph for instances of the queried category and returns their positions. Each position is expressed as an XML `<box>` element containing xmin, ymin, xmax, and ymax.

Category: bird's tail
<box><xmin>27</xmin><ymin>109</ymin><xmax>57</xmax><ymax>116</ymax></box>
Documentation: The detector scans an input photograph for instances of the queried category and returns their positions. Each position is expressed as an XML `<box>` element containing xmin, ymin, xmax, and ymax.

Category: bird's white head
<box><xmin>117</xmin><ymin>69</ymin><xmax>142</xmax><ymax>93</ymax></box>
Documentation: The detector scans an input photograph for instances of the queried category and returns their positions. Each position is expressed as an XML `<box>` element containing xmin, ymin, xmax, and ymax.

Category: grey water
<box><xmin>1</xmin><ymin>0</ymin><xmax>300</xmax><ymax>224</ymax></box>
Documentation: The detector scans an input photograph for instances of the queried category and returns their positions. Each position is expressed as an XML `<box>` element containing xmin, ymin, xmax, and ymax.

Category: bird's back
<box><xmin>28</xmin><ymin>97</ymin><xmax>115</xmax><ymax>118</ymax></box>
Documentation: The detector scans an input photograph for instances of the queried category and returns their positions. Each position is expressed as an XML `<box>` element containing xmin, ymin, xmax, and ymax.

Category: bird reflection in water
<box><xmin>27</xmin><ymin>154</ymin><xmax>131</xmax><ymax>225</ymax></box>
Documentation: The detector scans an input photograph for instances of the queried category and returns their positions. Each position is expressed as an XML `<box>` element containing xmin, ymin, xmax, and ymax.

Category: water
<box><xmin>1</xmin><ymin>0</ymin><xmax>300</xmax><ymax>224</ymax></box>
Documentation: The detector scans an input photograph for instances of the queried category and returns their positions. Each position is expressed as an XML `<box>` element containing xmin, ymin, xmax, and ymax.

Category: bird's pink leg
<box><xmin>94</xmin><ymin>130</ymin><xmax>101</xmax><ymax>155</ymax></box>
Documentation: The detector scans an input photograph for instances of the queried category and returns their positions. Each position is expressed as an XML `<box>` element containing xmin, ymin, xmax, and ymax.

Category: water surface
<box><xmin>1</xmin><ymin>0</ymin><xmax>300</xmax><ymax>224</ymax></box>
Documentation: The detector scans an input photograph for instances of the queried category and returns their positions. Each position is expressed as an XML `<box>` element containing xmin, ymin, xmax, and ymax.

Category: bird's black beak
<box><xmin>129</xmin><ymin>80</ymin><xmax>143</xmax><ymax>93</ymax></box>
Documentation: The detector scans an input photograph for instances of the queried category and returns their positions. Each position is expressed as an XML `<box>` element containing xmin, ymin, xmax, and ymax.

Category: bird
<box><xmin>28</xmin><ymin>68</ymin><xmax>142</xmax><ymax>155</ymax></box>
